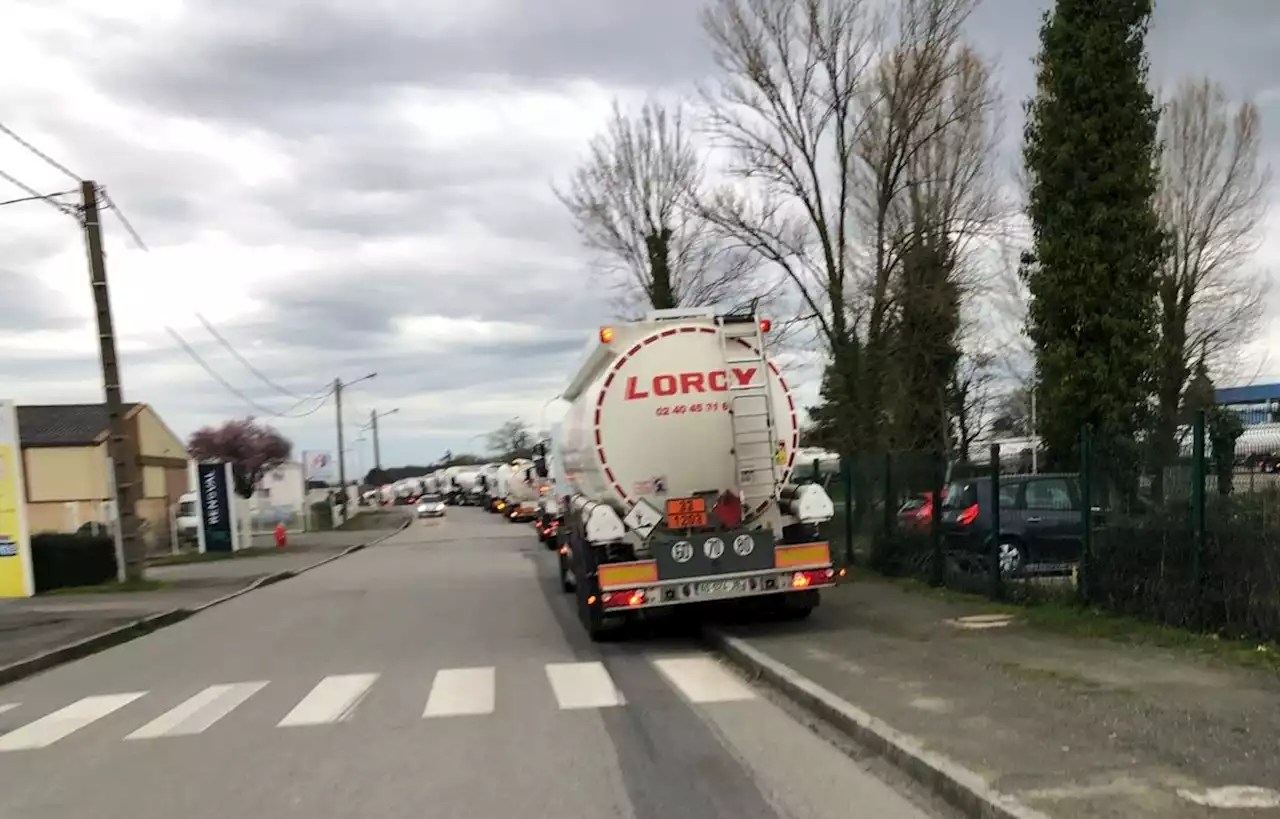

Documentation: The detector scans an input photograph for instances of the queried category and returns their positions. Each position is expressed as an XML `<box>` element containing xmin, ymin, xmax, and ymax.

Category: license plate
<box><xmin>693</xmin><ymin>579</ymin><xmax>749</xmax><ymax>597</ymax></box>
<box><xmin>666</xmin><ymin>497</ymin><xmax>707</xmax><ymax>528</ymax></box>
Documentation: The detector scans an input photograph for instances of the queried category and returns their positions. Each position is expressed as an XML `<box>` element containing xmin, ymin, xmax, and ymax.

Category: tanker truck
<box><xmin>534</xmin><ymin>424</ymin><xmax>566</xmax><ymax>547</ymax></box>
<box><xmin>503</xmin><ymin>462</ymin><xmax>541</xmax><ymax>522</ymax></box>
<box><xmin>545</xmin><ymin>306</ymin><xmax>839</xmax><ymax>640</ymax></box>
<box><xmin>454</xmin><ymin>468</ymin><xmax>481</xmax><ymax>506</ymax></box>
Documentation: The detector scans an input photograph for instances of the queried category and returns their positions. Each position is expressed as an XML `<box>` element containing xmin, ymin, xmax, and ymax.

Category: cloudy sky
<box><xmin>2</xmin><ymin>0</ymin><xmax>1277</xmax><ymax>472</ymax></box>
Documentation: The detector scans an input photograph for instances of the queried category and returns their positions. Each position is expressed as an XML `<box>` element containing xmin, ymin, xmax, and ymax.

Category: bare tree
<box><xmin>698</xmin><ymin>0</ymin><xmax>996</xmax><ymax>456</ymax></box>
<box><xmin>555</xmin><ymin>98</ymin><xmax>759</xmax><ymax>315</ymax></box>
<box><xmin>1149</xmin><ymin>76</ymin><xmax>1270</xmax><ymax>493</ymax></box>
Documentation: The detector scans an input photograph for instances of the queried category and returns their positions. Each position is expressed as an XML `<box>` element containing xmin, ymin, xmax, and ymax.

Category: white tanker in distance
<box><xmin>542</xmin><ymin>306</ymin><xmax>838</xmax><ymax>640</ymax></box>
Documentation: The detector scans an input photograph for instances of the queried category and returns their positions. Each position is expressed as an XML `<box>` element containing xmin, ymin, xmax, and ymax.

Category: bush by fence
<box><xmin>30</xmin><ymin>532</ymin><xmax>117</xmax><ymax>592</ymax></box>
<box><xmin>814</xmin><ymin>412</ymin><xmax>1280</xmax><ymax>643</ymax></box>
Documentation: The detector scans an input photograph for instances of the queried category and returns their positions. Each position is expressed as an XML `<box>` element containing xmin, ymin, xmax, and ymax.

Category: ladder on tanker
<box><xmin>716</xmin><ymin>314</ymin><xmax>781</xmax><ymax>512</ymax></box>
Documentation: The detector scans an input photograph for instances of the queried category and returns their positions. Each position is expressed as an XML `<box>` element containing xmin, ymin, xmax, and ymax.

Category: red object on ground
<box><xmin>274</xmin><ymin>523</ymin><xmax>287</xmax><ymax>549</ymax></box>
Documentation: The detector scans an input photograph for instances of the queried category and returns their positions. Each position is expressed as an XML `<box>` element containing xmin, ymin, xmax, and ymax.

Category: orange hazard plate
<box><xmin>666</xmin><ymin>496</ymin><xmax>707</xmax><ymax>528</ymax></box>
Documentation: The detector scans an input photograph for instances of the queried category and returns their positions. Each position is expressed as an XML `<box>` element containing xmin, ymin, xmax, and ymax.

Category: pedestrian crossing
<box><xmin>0</xmin><ymin>654</ymin><xmax>756</xmax><ymax>752</ymax></box>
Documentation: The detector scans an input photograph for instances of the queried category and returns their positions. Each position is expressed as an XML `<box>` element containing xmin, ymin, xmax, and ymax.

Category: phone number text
<box><xmin>655</xmin><ymin>402</ymin><xmax>731</xmax><ymax>417</ymax></box>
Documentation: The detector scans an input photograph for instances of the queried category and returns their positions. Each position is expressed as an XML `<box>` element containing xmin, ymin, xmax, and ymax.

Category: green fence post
<box><xmin>929</xmin><ymin>450</ymin><xmax>945</xmax><ymax>588</ymax></box>
<box><xmin>840</xmin><ymin>456</ymin><xmax>855</xmax><ymax>566</ymax></box>
<box><xmin>989</xmin><ymin>443</ymin><xmax>1002</xmax><ymax>600</ymax></box>
<box><xmin>881</xmin><ymin>451</ymin><xmax>894</xmax><ymax>571</ymax></box>
<box><xmin>1078</xmin><ymin>423</ymin><xmax>1093</xmax><ymax>605</ymax></box>
<box><xmin>1191</xmin><ymin>410</ymin><xmax>1206</xmax><ymax>628</ymax></box>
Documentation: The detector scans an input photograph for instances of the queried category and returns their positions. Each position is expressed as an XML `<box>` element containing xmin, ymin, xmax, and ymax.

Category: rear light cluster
<box><xmin>956</xmin><ymin>504</ymin><xmax>979</xmax><ymax>526</ymax></box>
<box><xmin>537</xmin><ymin>519</ymin><xmax>559</xmax><ymax>538</ymax></box>
<box><xmin>601</xmin><ymin>589</ymin><xmax>647</xmax><ymax>609</ymax></box>
<box><xmin>791</xmin><ymin>568</ymin><xmax>836</xmax><ymax>588</ymax></box>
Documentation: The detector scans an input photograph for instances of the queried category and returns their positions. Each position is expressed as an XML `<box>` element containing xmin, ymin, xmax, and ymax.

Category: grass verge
<box><xmin>848</xmin><ymin>565</ymin><xmax>1280</xmax><ymax>674</ymax></box>
<box><xmin>148</xmin><ymin>546</ymin><xmax>274</xmax><ymax>566</ymax></box>
<box><xmin>44</xmin><ymin>578</ymin><xmax>171</xmax><ymax>595</ymax></box>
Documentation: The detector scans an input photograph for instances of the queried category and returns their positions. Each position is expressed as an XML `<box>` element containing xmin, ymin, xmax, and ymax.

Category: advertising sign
<box><xmin>0</xmin><ymin>401</ymin><xmax>35</xmax><ymax>597</ymax></box>
<box><xmin>196</xmin><ymin>460</ymin><xmax>235</xmax><ymax>553</ymax></box>
<box><xmin>303</xmin><ymin>450</ymin><xmax>334</xmax><ymax>484</ymax></box>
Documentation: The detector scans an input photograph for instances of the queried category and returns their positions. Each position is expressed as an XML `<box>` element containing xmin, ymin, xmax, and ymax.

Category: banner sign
<box><xmin>196</xmin><ymin>460</ymin><xmax>234</xmax><ymax>553</ymax></box>
<box><xmin>303</xmin><ymin>450</ymin><xmax>334</xmax><ymax>484</ymax></box>
<box><xmin>0</xmin><ymin>400</ymin><xmax>34</xmax><ymax>597</ymax></box>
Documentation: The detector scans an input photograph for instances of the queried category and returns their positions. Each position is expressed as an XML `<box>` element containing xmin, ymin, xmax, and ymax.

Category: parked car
<box><xmin>939</xmin><ymin>473</ymin><xmax>1085</xmax><ymax>577</ymax></box>
<box><xmin>416</xmin><ymin>494</ymin><xmax>446</xmax><ymax>519</ymax></box>
<box><xmin>896</xmin><ymin>491</ymin><xmax>939</xmax><ymax>534</ymax></box>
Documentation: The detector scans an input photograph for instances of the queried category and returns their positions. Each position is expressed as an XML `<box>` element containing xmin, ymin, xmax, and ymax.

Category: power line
<box><xmin>0</xmin><ymin>188</ymin><xmax>77</xmax><ymax>209</ymax></box>
<box><xmin>165</xmin><ymin>326</ymin><xmax>333</xmax><ymax>419</ymax></box>
<box><xmin>0</xmin><ymin>122</ymin><xmax>81</xmax><ymax>182</ymax></box>
<box><xmin>0</xmin><ymin>168</ymin><xmax>79</xmax><ymax>218</ymax></box>
<box><xmin>99</xmin><ymin>188</ymin><xmax>147</xmax><ymax>251</ymax></box>
<box><xmin>195</xmin><ymin>312</ymin><xmax>301</xmax><ymax>399</ymax></box>
<box><xmin>0</xmin><ymin>123</ymin><xmax>146</xmax><ymax>250</ymax></box>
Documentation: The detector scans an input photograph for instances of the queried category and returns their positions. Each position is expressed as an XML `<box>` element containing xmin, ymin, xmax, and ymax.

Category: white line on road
<box><xmin>424</xmin><ymin>667</ymin><xmax>496</xmax><ymax>718</ymax></box>
<box><xmin>277</xmin><ymin>674</ymin><xmax>378</xmax><ymax>727</ymax></box>
<box><xmin>652</xmin><ymin>656</ymin><xmax>757</xmax><ymax>703</ymax></box>
<box><xmin>0</xmin><ymin>704</ymin><xmax>19</xmax><ymax>716</ymax></box>
<box><xmin>545</xmin><ymin>662</ymin><xmax>626</xmax><ymax>710</ymax></box>
<box><xmin>0</xmin><ymin>692</ymin><xmax>146</xmax><ymax>751</ymax></box>
<box><xmin>126</xmin><ymin>682</ymin><xmax>268</xmax><ymax>739</ymax></box>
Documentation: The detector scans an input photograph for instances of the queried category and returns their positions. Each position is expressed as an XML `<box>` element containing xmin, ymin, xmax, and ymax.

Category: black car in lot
<box><xmin>939</xmin><ymin>473</ymin><xmax>1091</xmax><ymax>576</ymax></box>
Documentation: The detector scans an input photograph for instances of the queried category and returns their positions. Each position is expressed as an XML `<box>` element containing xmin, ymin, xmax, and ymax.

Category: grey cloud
<box><xmin>89</xmin><ymin>0</ymin><xmax>711</xmax><ymax>130</ymax></box>
<box><xmin>2</xmin><ymin>267</ymin><xmax>84</xmax><ymax>331</ymax></box>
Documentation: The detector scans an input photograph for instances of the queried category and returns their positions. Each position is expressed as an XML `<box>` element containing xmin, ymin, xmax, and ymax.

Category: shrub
<box><xmin>31</xmin><ymin>532</ymin><xmax>118</xmax><ymax>592</ymax></box>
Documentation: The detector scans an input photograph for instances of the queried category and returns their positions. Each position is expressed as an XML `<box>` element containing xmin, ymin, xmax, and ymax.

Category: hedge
<box><xmin>31</xmin><ymin>532</ymin><xmax>118</xmax><ymax>592</ymax></box>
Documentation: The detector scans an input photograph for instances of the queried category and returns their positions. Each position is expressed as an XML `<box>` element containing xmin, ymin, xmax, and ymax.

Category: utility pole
<box><xmin>83</xmin><ymin>180</ymin><xmax>143</xmax><ymax>581</ymax></box>
<box><xmin>334</xmin><ymin>377</ymin><xmax>346</xmax><ymax>497</ymax></box>
<box><xmin>366</xmin><ymin>408</ymin><xmax>399</xmax><ymax>471</ymax></box>
<box><xmin>333</xmin><ymin>373</ymin><xmax>377</xmax><ymax>512</ymax></box>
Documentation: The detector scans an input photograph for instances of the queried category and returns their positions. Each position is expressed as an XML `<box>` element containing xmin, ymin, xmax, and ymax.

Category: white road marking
<box><xmin>545</xmin><ymin>661</ymin><xmax>626</xmax><ymax>710</ymax></box>
<box><xmin>0</xmin><ymin>704</ymin><xmax>19</xmax><ymax>716</ymax></box>
<box><xmin>0</xmin><ymin>692</ymin><xmax>146</xmax><ymax>751</ymax></box>
<box><xmin>277</xmin><ymin>674</ymin><xmax>378</xmax><ymax>727</ymax></box>
<box><xmin>424</xmin><ymin>667</ymin><xmax>495</xmax><ymax>718</ymax></box>
<box><xmin>652</xmin><ymin>656</ymin><xmax>757</xmax><ymax>703</ymax></box>
<box><xmin>126</xmin><ymin>682</ymin><xmax>268</xmax><ymax>739</ymax></box>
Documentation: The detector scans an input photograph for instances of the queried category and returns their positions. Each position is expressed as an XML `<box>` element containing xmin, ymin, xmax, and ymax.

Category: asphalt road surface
<box><xmin>0</xmin><ymin>508</ymin><xmax>951</xmax><ymax>819</ymax></box>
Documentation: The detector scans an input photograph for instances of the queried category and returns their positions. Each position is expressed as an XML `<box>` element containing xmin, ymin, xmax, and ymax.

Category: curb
<box><xmin>706</xmin><ymin>628</ymin><xmax>1052</xmax><ymax>819</ymax></box>
<box><xmin>0</xmin><ymin>515</ymin><xmax>413</xmax><ymax>688</ymax></box>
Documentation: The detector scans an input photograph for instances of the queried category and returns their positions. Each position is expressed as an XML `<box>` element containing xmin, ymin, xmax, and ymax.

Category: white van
<box><xmin>176</xmin><ymin>491</ymin><xmax>200</xmax><ymax>546</ymax></box>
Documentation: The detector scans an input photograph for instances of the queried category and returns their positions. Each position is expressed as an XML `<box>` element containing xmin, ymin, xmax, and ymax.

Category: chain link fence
<box><xmin>809</xmin><ymin>414</ymin><xmax>1280</xmax><ymax>643</ymax></box>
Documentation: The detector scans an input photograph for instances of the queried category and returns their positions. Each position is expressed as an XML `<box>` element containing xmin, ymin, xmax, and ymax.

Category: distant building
<box><xmin>16</xmin><ymin>403</ymin><xmax>189</xmax><ymax>544</ymax></box>
<box><xmin>1214</xmin><ymin>384</ymin><xmax>1280</xmax><ymax>426</ymax></box>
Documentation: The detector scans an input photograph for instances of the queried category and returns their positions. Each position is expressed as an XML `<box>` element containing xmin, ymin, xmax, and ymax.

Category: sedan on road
<box><xmin>416</xmin><ymin>494</ymin><xmax>446</xmax><ymax>518</ymax></box>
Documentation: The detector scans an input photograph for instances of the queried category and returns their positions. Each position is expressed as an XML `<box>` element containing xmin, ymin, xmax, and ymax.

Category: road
<box><xmin>0</xmin><ymin>508</ymin><xmax>950</xmax><ymax>819</ymax></box>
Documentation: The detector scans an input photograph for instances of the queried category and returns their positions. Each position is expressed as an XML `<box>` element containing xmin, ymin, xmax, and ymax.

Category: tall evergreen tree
<box><xmin>1020</xmin><ymin>0</ymin><xmax>1166</xmax><ymax>473</ymax></box>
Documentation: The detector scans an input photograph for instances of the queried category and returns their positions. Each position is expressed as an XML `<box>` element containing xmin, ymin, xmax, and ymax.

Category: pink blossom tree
<box><xmin>187</xmin><ymin>417</ymin><xmax>293</xmax><ymax>498</ymax></box>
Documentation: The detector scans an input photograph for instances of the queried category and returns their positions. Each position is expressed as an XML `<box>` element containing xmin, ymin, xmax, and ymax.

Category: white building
<box><xmin>250</xmin><ymin>461</ymin><xmax>307</xmax><ymax>530</ymax></box>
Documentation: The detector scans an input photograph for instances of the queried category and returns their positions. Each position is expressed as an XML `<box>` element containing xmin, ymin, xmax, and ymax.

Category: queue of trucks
<box><xmin>365</xmin><ymin>306</ymin><xmax>839</xmax><ymax>642</ymax></box>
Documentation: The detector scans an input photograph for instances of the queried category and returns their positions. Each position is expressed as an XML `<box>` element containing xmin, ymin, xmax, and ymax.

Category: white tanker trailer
<box><xmin>543</xmin><ymin>306</ymin><xmax>838</xmax><ymax>640</ymax></box>
<box><xmin>453</xmin><ymin>468</ymin><xmax>481</xmax><ymax>506</ymax></box>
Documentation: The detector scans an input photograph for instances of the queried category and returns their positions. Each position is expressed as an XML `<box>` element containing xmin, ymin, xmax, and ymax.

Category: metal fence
<box><xmin>810</xmin><ymin>413</ymin><xmax>1280</xmax><ymax>644</ymax></box>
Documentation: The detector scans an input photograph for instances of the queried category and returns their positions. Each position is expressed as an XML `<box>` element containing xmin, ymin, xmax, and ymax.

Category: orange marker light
<box><xmin>600</xmin><ymin>327</ymin><xmax>615</xmax><ymax>343</ymax></box>
<box><xmin>759</xmin><ymin>319</ymin><xmax>772</xmax><ymax>333</ymax></box>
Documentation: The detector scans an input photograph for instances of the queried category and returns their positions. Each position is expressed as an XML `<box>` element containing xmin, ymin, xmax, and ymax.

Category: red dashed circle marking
<box><xmin>592</xmin><ymin>325</ymin><xmax>798</xmax><ymax>519</ymax></box>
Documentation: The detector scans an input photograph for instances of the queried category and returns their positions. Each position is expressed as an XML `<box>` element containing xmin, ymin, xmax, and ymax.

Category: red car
<box><xmin>896</xmin><ymin>489</ymin><xmax>946</xmax><ymax>533</ymax></box>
